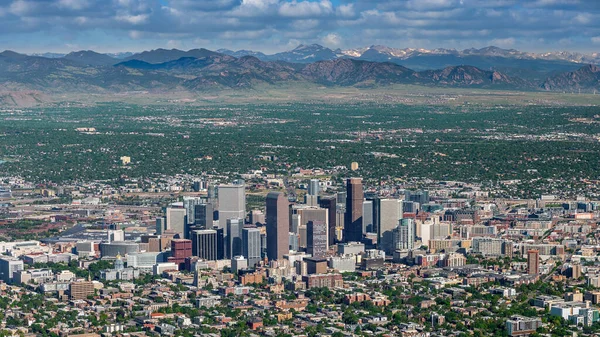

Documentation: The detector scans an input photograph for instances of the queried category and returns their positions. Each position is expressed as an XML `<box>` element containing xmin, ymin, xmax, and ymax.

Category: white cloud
<box><xmin>336</xmin><ymin>4</ymin><xmax>355</xmax><ymax>18</ymax></box>
<box><xmin>116</xmin><ymin>13</ymin><xmax>149</xmax><ymax>25</ymax></box>
<box><xmin>572</xmin><ymin>13</ymin><xmax>591</xmax><ymax>25</ymax></box>
<box><xmin>9</xmin><ymin>0</ymin><xmax>35</xmax><ymax>15</ymax></box>
<box><xmin>289</xmin><ymin>19</ymin><xmax>320</xmax><ymax>30</ymax></box>
<box><xmin>74</xmin><ymin>16</ymin><xmax>88</xmax><ymax>25</ymax></box>
<box><xmin>128</xmin><ymin>30</ymin><xmax>143</xmax><ymax>39</ymax></box>
<box><xmin>57</xmin><ymin>0</ymin><xmax>90</xmax><ymax>10</ymax></box>
<box><xmin>219</xmin><ymin>29</ymin><xmax>273</xmax><ymax>40</ymax></box>
<box><xmin>241</xmin><ymin>0</ymin><xmax>279</xmax><ymax>10</ymax></box>
<box><xmin>321</xmin><ymin>33</ymin><xmax>342</xmax><ymax>47</ymax></box>
<box><xmin>405</xmin><ymin>0</ymin><xmax>461</xmax><ymax>11</ymax></box>
<box><xmin>166</xmin><ymin>39</ymin><xmax>182</xmax><ymax>49</ymax></box>
<box><xmin>231</xmin><ymin>0</ymin><xmax>279</xmax><ymax>16</ymax></box>
<box><xmin>279</xmin><ymin>0</ymin><xmax>333</xmax><ymax>18</ymax></box>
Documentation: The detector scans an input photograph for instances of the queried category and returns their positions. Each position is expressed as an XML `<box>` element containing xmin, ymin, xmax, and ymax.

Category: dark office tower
<box><xmin>227</xmin><ymin>219</ymin><xmax>243</xmax><ymax>259</ymax></box>
<box><xmin>406</xmin><ymin>190</ymin><xmax>429</xmax><ymax>205</ymax></box>
<box><xmin>402</xmin><ymin>201</ymin><xmax>419</xmax><ymax>214</ymax></box>
<box><xmin>266</xmin><ymin>192</ymin><xmax>289</xmax><ymax>261</ymax></box>
<box><xmin>369</xmin><ymin>195</ymin><xmax>380</xmax><ymax>233</ymax></box>
<box><xmin>363</xmin><ymin>200</ymin><xmax>374</xmax><ymax>233</ymax></box>
<box><xmin>183</xmin><ymin>197</ymin><xmax>203</xmax><ymax>225</ymax></box>
<box><xmin>194</xmin><ymin>203</ymin><xmax>213</xmax><ymax>227</ymax></box>
<box><xmin>319</xmin><ymin>197</ymin><xmax>337</xmax><ymax>246</ymax></box>
<box><xmin>191</xmin><ymin>230</ymin><xmax>218</xmax><ymax>260</ymax></box>
<box><xmin>185</xmin><ymin>224</ymin><xmax>202</xmax><ymax>241</ymax></box>
<box><xmin>337</xmin><ymin>192</ymin><xmax>347</xmax><ymax>205</ymax></box>
<box><xmin>216</xmin><ymin>228</ymin><xmax>225</xmax><ymax>260</ymax></box>
<box><xmin>242</xmin><ymin>228</ymin><xmax>261</xmax><ymax>268</ymax></box>
<box><xmin>156</xmin><ymin>217</ymin><xmax>166</xmax><ymax>235</ymax></box>
<box><xmin>192</xmin><ymin>181</ymin><xmax>201</xmax><ymax>192</ymax></box>
<box><xmin>345</xmin><ymin>178</ymin><xmax>364</xmax><ymax>242</ymax></box>
<box><xmin>260</xmin><ymin>233</ymin><xmax>267</xmax><ymax>259</ymax></box>
<box><xmin>307</xmin><ymin>220</ymin><xmax>328</xmax><ymax>258</ymax></box>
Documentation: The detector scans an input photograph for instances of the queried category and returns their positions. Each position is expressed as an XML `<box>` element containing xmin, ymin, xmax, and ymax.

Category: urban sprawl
<box><xmin>0</xmin><ymin>169</ymin><xmax>598</xmax><ymax>337</ymax></box>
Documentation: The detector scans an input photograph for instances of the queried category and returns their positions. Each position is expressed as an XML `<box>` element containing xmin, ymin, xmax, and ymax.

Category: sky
<box><xmin>0</xmin><ymin>0</ymin><xmax>599</xmax><ymax>54</ymax></box>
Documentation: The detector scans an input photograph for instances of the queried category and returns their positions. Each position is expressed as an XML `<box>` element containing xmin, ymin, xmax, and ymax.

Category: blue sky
<box><xmin>0</xmin><ymin>0</ymin><xmax>599</xmax><ymax>54</ymax></box>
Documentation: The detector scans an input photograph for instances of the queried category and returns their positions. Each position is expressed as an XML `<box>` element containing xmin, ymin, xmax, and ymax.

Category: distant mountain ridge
<box><xmin>0</xmin><ymin>46</ymin><xmax>598</xmax><ymax>93</ymax></box>
<box><xmin>541</xmin><ymin>64</ymin><xmax>600</xmax><ymax>92</ymax></box>
<box><xmin>122</xmin><ymin>48</ymin><xmax>232</xmax><ymax>64</ymax></box>
<box><xmin>217</xmin><ymin>44</ymin><xmax>596</xmax><ymax>81</ymax></box>
<box><xmin>217</xmin><ymin>44</ymin><xmax>600</xmax><ymax>65</ymax></box>
<box><xmin>64</xmin><ymin>50</ymin><xmax>119</xmax><ymax>66</ymax></box>
<box><xmin>25</xmin><ymin>44</ymin><xmax>600</xmax><ymax>65</ymax></box>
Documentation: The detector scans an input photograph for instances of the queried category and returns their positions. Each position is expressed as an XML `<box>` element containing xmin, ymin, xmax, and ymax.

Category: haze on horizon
<box><xmin>0</xmin><ymin>0</ymin><xmax>599</xmax><ymax>55</ymax></box>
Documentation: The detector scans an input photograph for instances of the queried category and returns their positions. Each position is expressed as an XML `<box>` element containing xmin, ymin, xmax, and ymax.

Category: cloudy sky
<box><xmin>0</xmin><ymin>0</ymin><xmax>598</xmax><ymax>54</ymax></box>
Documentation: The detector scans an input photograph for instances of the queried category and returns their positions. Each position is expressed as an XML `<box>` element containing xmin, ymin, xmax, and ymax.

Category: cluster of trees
<box><xmin>33</xmin><ymin>260</ymin><xmax>113</xmax><ymax>279</ymax></box>
<box><xmin>2</xmin><ymin>103</ymin><xmax>600</xmax><ymax>192</ymax></box>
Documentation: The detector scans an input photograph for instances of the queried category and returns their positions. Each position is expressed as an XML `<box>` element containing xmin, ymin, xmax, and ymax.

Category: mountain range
<box><xmin>219</xmin><ymin>44</ymin><xmax>598</xmax><ymax>80</ymax></box>
<box><xmin>0</xmin><ymin>44</ymin><xmax>599</xmax><ymax>94</ymax></box>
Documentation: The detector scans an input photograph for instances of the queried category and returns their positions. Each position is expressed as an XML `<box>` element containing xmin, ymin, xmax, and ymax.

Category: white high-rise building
<box><xmin>108</xmin><ymin>229</ymin><xmax>125</xmax><ymax>242</ymax></box>
<box><xmin>378</xmin><ymin>198</ymin><xmax>403</xmax><ymax>254</ymax></box>
<box><xmin>305</xmin><ymin>179</ymin><xmax>320</xmax><ymax>206</ymax></box>
<box><xmin>218</xmin><ymin>181</ymin><xmax>246</xmax><ymax>229</ymax></box>
<box><xmin>308</xmin><ymin>179</ymin><xmax>320</xmax><ymax>196</ymax></box>
<box><xmin>231</xmin><ymin>256</ymin><xmax>248</xmax><ymax>273</ymax></box>
<box><xmin>393</xmin><ymin>218</ymin><xmax>415</xmax><ymax>251</ymax></box>
<box><xmin>166</xmin><ymin>207</ymin><xmax>186</xmax><ymax>237</ymax></box>
<box><xmin>419</xmin><ymin>222</ymin><xmax>433</xmax><ymax>248</ymax></box>
<box><xmin>242</xmin><ymin>228</ymin><xmax>261</xmax><ymax>268</ymax></box>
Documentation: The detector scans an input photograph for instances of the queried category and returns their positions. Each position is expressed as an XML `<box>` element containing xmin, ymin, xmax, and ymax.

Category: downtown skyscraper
<box><xmin>226</xmin><ymin>218</ymin><xmax>243</xmax><ymax>259</ymax></box>
<box><xmin>319</xmin><ymin>196</ymin><xmax>337</xmax><ymax>246</ymax></box>
<box><xmin>305</xmin><ymin>179</ymin><xmax>320</xmax><ymax>206</ymax></box>
<box><xmin>218</xmin><ymin>180</ymin><xmax>246</xmax><ymax>229</ymax></box>
<box><xmin>307</xmin><ymin>220</ymin><xmax>328</xmax><ymax>258</ymax></box>
<box><xmin>266</xmin><ymin>192</ymin><xmax>289</xmax><ymax>261</ymax></box>
<box><xmin>242</xmin><ymin>228</ymin><xmax>261</xmax><ymax>268</ymax></box>
<box><xmin>191</xmin><ymin>229</ymin><xmax>218</xmax><ymax>261</ymax></box>
<box><xmin>344</xmin><ymin>178</ymin><xmax>364</xmax><ymax>242</ymax></box>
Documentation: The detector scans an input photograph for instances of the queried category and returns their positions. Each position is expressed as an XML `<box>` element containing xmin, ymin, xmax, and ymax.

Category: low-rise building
<box><xmin>506</xmin><ymin>315</ymin><xmax>542</xmax><ymax>336</ymax></box>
